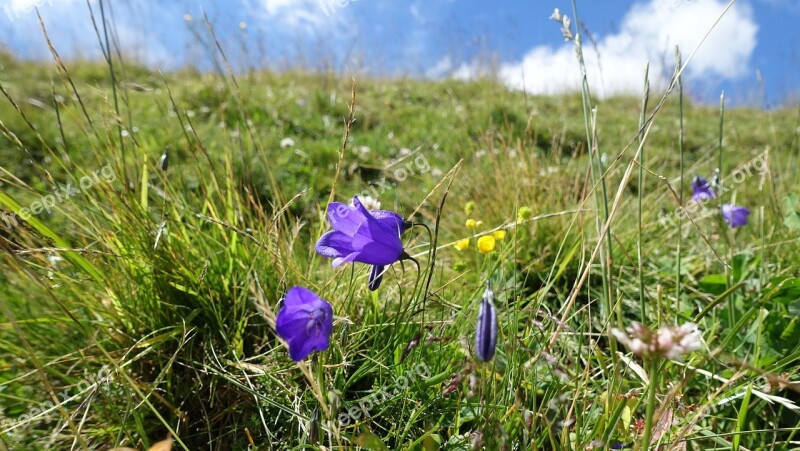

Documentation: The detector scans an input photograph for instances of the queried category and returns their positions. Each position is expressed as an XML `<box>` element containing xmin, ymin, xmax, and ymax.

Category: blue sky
<box><xmin>1</xmin><ymin>0</ymin><xmax>798</xmax><ymax>106</ymax></box>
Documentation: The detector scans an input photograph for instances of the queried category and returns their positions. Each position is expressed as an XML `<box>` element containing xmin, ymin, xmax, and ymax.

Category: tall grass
<box><xmin>0</xmin><ymin>3</ymin><xmax>799</xmax><ymax>450</ymax></box>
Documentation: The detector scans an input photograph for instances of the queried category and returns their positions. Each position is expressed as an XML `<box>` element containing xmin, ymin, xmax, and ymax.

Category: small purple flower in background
<box><xmin>315</xmin><ymin>196</ymin><xmax>406</xmax><ymax>268</ymax></box>
<box><xmin>159</xmin><ymin>152</ymin><xmax>168</xmax><ymax>171</ymax></box>
<box><xmin>475</xmin><ymin>282</ymin><xmax>498</xmax><ymax>362</ymax></box>
<box><xmin>275</xmin><ymin>286</ymin><xmax>333</xmax><ymax>361</ymax></box>
<box><xmin>692</xmin><ymin>176</ymin><xmax>715</xmax><ymax>202</ymax></box>
<box><xmin>722</xmin><ymin>204</ymin><xmax>750</xmax><ymax>228</ymax></box>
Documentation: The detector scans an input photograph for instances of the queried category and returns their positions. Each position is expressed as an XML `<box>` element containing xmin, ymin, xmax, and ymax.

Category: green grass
<box><xmin>0</xmin><ymin>31</ymin><xmax>800</xmax><ymax>450</ymax></box>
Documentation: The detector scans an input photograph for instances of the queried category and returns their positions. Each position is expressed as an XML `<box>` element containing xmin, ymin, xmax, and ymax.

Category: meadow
<box><xmin>1</xmin><ymin>11</ymin><xmax>800</xmax><ymax>450</ymax></box>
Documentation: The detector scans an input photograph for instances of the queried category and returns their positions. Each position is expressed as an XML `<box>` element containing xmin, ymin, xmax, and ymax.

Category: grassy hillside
<box><xmin>1</xmin><ymin>44</ymin><xmax>800</xmax><ymax>450</ymax></box>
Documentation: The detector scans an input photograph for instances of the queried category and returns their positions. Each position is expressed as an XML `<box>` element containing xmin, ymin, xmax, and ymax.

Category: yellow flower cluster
<box><xmin>454</xmin><ymin>215</ymin><xmax>507</xmax><ymax>254</ymax></box>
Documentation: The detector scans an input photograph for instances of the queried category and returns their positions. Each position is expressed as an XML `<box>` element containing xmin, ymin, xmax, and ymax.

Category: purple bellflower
<box><xmin>692</xmin><ymin>176</ymin><xmax>715</xmax><ymax>202</ymax></box>
<box><xmin>722</xmin><ymin>204</ymin><xmax>750</xmax><ymax>228</ymax></box>
<box><xmin>475</xmin><ymin>282</ymin><xmax>498</xmax><ymax>362</ymax></box>
<box><xmin>275</xmin><ymin>286</ymin><xmax>333</xmax><ymax>361</ymax></box>
<box><xmin>315</xmin><ymin>196</ymin><xmax>406</xmax><ymax>268</ymax></box>
<box><xmin>367</xmin><ymin>206</ymin><xmax>411</xmax><ymax>290</ymax></box>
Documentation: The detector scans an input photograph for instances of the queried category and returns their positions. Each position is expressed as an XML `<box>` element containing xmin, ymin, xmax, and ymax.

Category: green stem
<box><xmin>641</xmin><ymin>359</ymin><xmax>660</xmax><ymax>450</ymax></box>
<box><xmin>675</xmin><ymin>47</ymin><xmax>684</xmax><ymax>326</ymax></box>
<box><xmin>717</xmin><ymin>93</ymin><xmax>735</xmax><ymax>328</ymax></box>
<box><xmin>98</xmin><ymin>0</ymin><xmax>128</xmax><ymax>188</ymax></box>
<box><xmin>637</xmin><ymin>62</ymin><xmax>650</xmax><ymax>322</ymax></box>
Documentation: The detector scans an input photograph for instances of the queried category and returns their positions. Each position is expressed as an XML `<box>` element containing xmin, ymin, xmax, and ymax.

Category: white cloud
<box><xmin>496</xmin><ymin>0</ymin><xmax>758</xmax><ymax>97</ymax></box>
<box><xmin>1</xmin><ymin>0</ymin><xmax>172</xmax><ymax>67</ymax></box>
<box><xmin>425</xmin><ymin>56</ymin><xmax>453</xmax><ymax>78</ymax></box>
<box><xmin>258</xmin><ymin>0</ymin><xmax>342</xmax><ymax>30</ymax></box>
<box><xmin>2</xmin><ymin>0</ymin><xmax>78</xmax><ymax>21</ymax></box>
<box><xmin>427</xmin><ymin>56</ymin><xmax>489</xmax><ymax>81</ymax></box>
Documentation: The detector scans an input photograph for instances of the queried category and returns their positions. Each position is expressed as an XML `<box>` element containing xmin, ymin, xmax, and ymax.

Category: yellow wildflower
<box><xmin>477</xmin><ymin>235</ymin><xmax>496</xmax><ymax>253</ymax></box>
<box><xmin>493</xmin><ymin>230</ymin><xmax>506</xmax><ymax>241</ymax></box>
<box><xmin>454</xmin><ymin>238</ymin><xmax>470</xmax><ymax>251</ymax></box>
<box><xmin>465</xmin><ymin>219</ymin><xmax>478</xmax><ymax>228</ymax></box>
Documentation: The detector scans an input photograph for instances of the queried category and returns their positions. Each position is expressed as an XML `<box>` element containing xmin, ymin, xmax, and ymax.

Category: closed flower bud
<box><xmin>368</xmin><ymin>264</ymin><xmax>384</xmax><ymax>291</ymax></box>
<box><xmin>517</xmin><ymin>206</ymin><xmax>533</xmax><ymax>222</ymax></box>
<box><xmin>464</xmin><ymin>201</ymin><xmax>476</xmax><ymax>215</ymax></box>
<box><xmin>475</xmin><ymin>282</ymin><xmax>498</xmax><ymax>362</ymax></box>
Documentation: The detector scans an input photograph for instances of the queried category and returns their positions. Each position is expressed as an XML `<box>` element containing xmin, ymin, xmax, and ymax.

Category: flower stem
<box><xmin>641</xmin><ymin>359</ymin><xmax>660</xmax><ymax>450</ymax></box>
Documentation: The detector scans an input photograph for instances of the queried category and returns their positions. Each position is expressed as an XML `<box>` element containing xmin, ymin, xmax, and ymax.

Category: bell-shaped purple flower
<box><xmin>475</xmin><ymin>282</ymin><xmax>498</xmax><ymax>362</ymax></box>
<box><xmin>722</xmin><ymin>204</ymin><xmax>750</xmax><ymax>228</ymax></box>
<box><xmin>692</xmin><ymin>176</ymin><xmax>715</xmax><ymax>202</ymax></box>
<box><xmin>275</xmin><ymin>286</ymin><xmax>333</xmax><ymax>361</ymax></box>
<box><xmin>367</xmin><ymin>211</ymin><xmax>411</xmax><ymax>290</ymax></box>
<box><xmin>315</xmin><ymin>196</ymin><xmax>405</xmax><ymax>268</ymax></box>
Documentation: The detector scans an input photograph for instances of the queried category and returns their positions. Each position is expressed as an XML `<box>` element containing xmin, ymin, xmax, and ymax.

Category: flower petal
<box><xmin>275</xmin><ymin>287</ymin><xmax>334</xmax><ymax>361</ymax></box>
<box><xmin>287</xmin><ymin>331</ymin><xmax>331</xmax><ymax>361</ymax></box>
<box><xmin>276</xmin><ymin>311</ymin><xmax>309</xmax><ymax>342</ymax></box>
<box><xmin>351</xmin><ymin>198</ymin><xmax>404</xmax><ymax>263</ymax></box>
<box><xmin>722</xmin><ymin>204</ymin><xmax>750</xmax><ymax>228</ymax></box>
<box><xmin>355</xmin><ymin>240</ymin><xmax>404</xmax><ymax>265</ymax></box>
<box><xmin>477</xmin><ymin>235</ymin><xmax>496</xmax><ymax>253</ymax></box>
<box><xmin>692</xmin><ymin>176</ymin><xmax>715</xmax><ymax>202</ymax></box>
<box><xmin>315</xmin><ymin>230</ymin><xmax>355</xmax><ymax>259</ymax></box>
<box><xmin>327</xmin><ymin>202</ymin><xmax>366</xmax><ymax>236</ymax></box>
<box><xmin>370</xmin><ymin>210</ymin><xmax>405</xmax><ymax>235</ymax></box>
<box><xmin>316</xmin><ymin>197</ymin><xmax>405</xmax><ymax>267</ymax></box>
<box><xmin>332</xmin><ymin>252</ymin><xmax>360</xmax><ymax>268</ymax></box>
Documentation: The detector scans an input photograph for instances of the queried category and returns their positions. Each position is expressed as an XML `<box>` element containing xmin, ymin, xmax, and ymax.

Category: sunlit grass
<box><xmin>0</xmin><ymin>10</ymin><xmax>800</xmax><ymax>449</ymax></box>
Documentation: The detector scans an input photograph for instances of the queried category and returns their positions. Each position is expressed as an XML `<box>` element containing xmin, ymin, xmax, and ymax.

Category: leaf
<box><xmin>732</xmin><ymin>384</ymin><xmax>753</xmax><ymax>450</ymax></box>
<box><xmin>422</xmin><ymin>434</ymin><xmax>442</xmax><ymax>451</ymax></box>
<box><xmin>355</xmin><ymin>432</ymin><xmax>389</xmax><ymax>451</ymax></box>
<box><xmin>783</xmin><ymin>193</ymin><xmax>800</xmax><ymax>230</ymax></box>
<box><xmin>140</xmin><ymin>163</ymin><xmax>149</xmax><ymax>210</ymax></box>
<box><xmin>700</xmin><ymin>274</ymin><xmax>727</xmax><ymax>295</ymax></box>
<box><xmin>621</xmin><ymin>404</ymin><xmax>632</xmax><ymax>432</ymax></box>
<box><xmin>0</xmin><ymin>191</ymin><xmax>103</xmax><ymax>282</ymax></box>
<box><xmin>780</xmin><ymin>317</ymin><xmax>799</xmax><ymax>341</ymax></box>
<box><xmin>731</xmin><ymin>253</ymin><xmax>755</xmax><ymax>283</ymax></box>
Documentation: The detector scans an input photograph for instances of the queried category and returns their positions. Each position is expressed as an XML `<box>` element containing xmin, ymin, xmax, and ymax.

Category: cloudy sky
<box><xmin>1</xmin><ymin>0</ymin><xmax>798</xmax><ymax>106</ymax></box>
